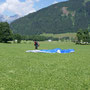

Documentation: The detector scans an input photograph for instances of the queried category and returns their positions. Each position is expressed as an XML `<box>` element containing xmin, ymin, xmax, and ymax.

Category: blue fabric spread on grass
<box><xmin>26</xmin><ymin>48</ymin><xmax>75</xmax><ymax>53</ymax></box>
<box><xmin>40</xmin><ymin>48</ymin><xmax>75</xmax><ymax>53</ymax></box>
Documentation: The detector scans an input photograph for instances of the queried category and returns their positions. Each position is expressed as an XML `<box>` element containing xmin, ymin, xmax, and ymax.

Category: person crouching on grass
<box><xmin>34</xmin><ymin>41</ymin><xmax>39</xmax><ymax>49</ymax></box>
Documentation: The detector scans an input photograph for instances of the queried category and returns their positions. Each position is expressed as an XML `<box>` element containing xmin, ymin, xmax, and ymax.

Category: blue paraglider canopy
<box><xmin>26</xmin><ymin>48</ymin><xmax>75</xmax><ymax>53</ymax></box>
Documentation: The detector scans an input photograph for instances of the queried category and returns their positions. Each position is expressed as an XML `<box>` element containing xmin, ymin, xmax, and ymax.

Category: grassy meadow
<box><xmin>40</xmin><ymin>33</ymin><xmax>76</xmax><ymax>39</ymax></box>
<box><xmin>0</xmin><ymin>41</ymin><xmax>90</xmax><ymax>90</ymax></box>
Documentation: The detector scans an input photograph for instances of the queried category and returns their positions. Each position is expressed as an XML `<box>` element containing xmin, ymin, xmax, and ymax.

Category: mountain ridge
<box><xmin>0</xmin><ymin>14</ymin><xmax>20</xmax><ymax>23</ymax></box>
<box><xmin>10</xmin><ymin>0</ymin><xmax>90</xmax><ymax>35</ymax></box>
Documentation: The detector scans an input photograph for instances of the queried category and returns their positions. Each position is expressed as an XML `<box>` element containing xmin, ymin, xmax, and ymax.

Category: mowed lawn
<box><xmin>0</xmin><ymin>41</ymin><xmax>90</xmax><ymax>90</ymax></box>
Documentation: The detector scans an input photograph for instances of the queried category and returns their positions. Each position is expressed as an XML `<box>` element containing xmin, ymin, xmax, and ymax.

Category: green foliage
<box><xmin>0</xmin><ymin>42</ymin><xmax>90</xmax><ymax>90</ymax></box>
<box><xmin>0</xmin><ymin>22</ymin><xmax>13</xmax><ymax>43</ymax></box>
<box><xmin>22</xmin><ymin>35</ymin><xmax>59</xmax><ymax>41</ymax></box>
<box><xmin>10</xmin><ymin>0</ymin><xmax>90</xmax><ymax>35</ymax></box>
<box><xmin>76</xmin><ymin>29</ymin><xmax>83</xmax><ymax>42</ymax></box>
<box><xmin>16</xmin><ymin>33</ymin><xmax>76</xmax><ymax>42</ymax></box>
<box><xmin>13</xmin><ymin>34</ymin><xmax>22</xmax><ymax>43</ymax></box>
<box><xmin>29</xmin><ymin>35</ymin><xmax>48</xmax><ymax>41</ymax></box>
<box><xmin>76</xmin><ymin>29</ymin><xmax>90</xmax><ymax>44</ymax></box>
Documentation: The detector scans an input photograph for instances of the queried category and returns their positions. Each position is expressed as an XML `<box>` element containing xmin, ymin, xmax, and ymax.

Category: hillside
<box><xmin>10</xmin><ymin>0</ymin><xmax>90</xmax><ymax>35</ymax></box>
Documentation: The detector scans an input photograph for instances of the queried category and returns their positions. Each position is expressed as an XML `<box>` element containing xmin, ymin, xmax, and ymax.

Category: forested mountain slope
<box><xmin>10</xmin><ymin>0</ymin><xmax>90</xmax><ymax>35</ymax></box>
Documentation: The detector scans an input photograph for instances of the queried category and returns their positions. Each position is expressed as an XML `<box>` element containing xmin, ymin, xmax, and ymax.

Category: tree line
<box><xmin>0</xmin><ymin>22</ymin><xmax>90</xmax><ymax>44</ymax></box>
<box><xmin>0</xmin><ymin>22</ymin><xmax>59</xmax><ymax>43</ymax></box>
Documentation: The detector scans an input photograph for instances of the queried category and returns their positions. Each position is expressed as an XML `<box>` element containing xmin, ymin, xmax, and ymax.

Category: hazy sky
<box><xmin>0</xmin><ymin>0</ymin><xmax>68</xmax><ymax>16</ymax></box>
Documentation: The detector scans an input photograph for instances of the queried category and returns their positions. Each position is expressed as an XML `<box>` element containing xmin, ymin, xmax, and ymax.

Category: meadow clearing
<box><xmin>0</xmin><ymin>41</ymin><xmax>90</xmax><ymax>90</ymax></box>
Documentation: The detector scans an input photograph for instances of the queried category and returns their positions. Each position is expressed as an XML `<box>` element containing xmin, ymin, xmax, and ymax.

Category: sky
<box><xmin>0</xmin><ymin>0</ymin><xmax>68</xmax><ymax>16</ymax></box>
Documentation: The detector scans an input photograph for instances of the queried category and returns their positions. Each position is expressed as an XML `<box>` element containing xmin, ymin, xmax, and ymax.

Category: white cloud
<box><xmin>36</xmin><ymin>0</ymin><xmax>40</xmax><ymax>2</ymax></box>
<box><xmin>53</xmin><ymin>1</ymin><xmax>58</xmax><ymax>4</ymax></box>
<box><xmin>0</xmin><ymin>0</ymin><xmax>39</xmax><ymax>16</ymax></box>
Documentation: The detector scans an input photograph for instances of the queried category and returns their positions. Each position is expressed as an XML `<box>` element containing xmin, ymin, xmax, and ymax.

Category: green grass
<box><xmin>0</xmin><ymin>42</ymin><xmax>90</xmax><ymax>90</ymax></box>
<box><xmin>40</xmin><ymin>33</ymin><xmax>76</xmax><ymax>38</ymax></box>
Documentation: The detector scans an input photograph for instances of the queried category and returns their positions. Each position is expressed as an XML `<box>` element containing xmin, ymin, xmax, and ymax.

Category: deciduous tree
<box><xmin>0</xmin><ymin>22</ymin><xmax>13</xmax><ymax>43</ymax></box>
